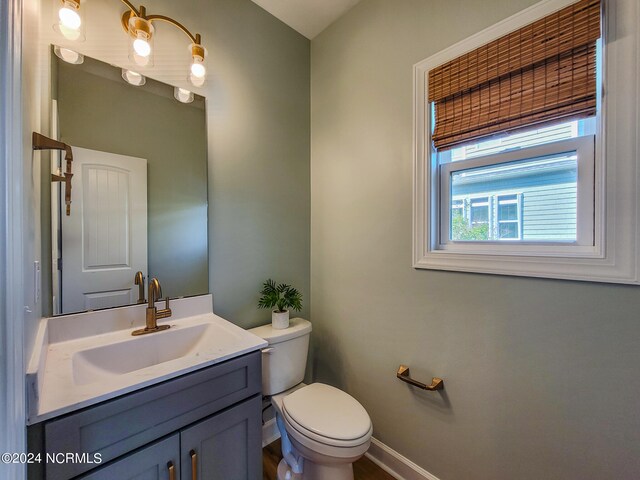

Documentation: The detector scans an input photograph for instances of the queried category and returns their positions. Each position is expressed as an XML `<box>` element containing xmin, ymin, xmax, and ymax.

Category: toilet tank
<box><xmin>248</xmin><ymin>318</ymin><xmax>311</xmax><ymax>396</ymax></box>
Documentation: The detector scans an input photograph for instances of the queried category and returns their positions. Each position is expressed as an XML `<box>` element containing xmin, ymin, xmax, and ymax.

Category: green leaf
<box><xmin>257</xmin><ymin>279</ymin><xmax>303</xmax><ymax>312</ymax></box>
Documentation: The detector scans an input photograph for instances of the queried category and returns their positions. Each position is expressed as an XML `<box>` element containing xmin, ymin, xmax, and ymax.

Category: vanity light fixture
<box><xmin>189</xmin><ymin>43</ymin><xmax>206</xmax><ymax>87</ymax></box>
<box><xmin>119</xmin><ymin>1</ymin><xmax>206</xmax><ymax>86</ymax></box>
<box><xmin>174</xmin><ymin>87</ymin><xmax>194</xmax><ymax>104</ymax></box>
<box><xmin>53</xmin><ymin>45</ymin><xmax>84</xmax><ymax>64</ymax></box>
<box><xmin>52</xmin><ymin>0</ymin><xmax>207</xmax><ymax>86</ymax></box>
<box><xmin>54</xmin><ymin>0</ymin><xmax>84</xmax><ymax>41</ymax></box>
<box><xmin>122</xmin><ymin>69</ymin><xmax>146</xmax><ymax>86</ymax></box>
<box><xmin>126</xmin><ymin>8</ymin><xmax>154</xmax><ymax>67</ymax></box>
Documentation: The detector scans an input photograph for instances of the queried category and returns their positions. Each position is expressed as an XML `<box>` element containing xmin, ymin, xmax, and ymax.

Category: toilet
<box><xmin>249</xmin><ymin>318</ymin><xmax>372</xmax><ymax>480</ymax></box>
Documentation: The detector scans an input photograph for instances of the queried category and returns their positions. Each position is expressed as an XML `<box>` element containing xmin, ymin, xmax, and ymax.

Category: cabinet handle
<box><xmin>167</xmin><ymin>461</ymin><xmax>175</xmax><ymax>480</ymax></box>
<box><xmin>190</xmin><ymin>449</ymin><xmax>198</xmax><ymax>480</ymax></box>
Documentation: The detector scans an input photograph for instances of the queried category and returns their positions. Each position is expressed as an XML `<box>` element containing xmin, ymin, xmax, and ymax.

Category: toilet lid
<box><xmin>282</xmin><ymin>383</ymin><xmax>371</xmax><ymax>442</ymax></box>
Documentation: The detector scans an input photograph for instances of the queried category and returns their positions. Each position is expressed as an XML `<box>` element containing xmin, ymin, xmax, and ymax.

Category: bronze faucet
<box><xmin>134</xmin><ymin>271</ymin><xmax>146</xmax><ymax>304</ymax></box>
<box><xmin>132</xmin><ymin>278</ymin><xmax>172</xmax><ymax>336</ymax></box>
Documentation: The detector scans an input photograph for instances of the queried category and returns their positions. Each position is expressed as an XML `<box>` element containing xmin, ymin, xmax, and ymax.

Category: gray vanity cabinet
<box><xmin>181</xmin><ymin>395</ymin><xmax>262</xmax><ymax>480</ymax></box>
<box><xmin>79</xmin><ymin>395</ymin><xmax>262</xmax><ymax>480</ymax></box>
<box><xmin>28</xmin><ymin>351</ymin><xmax>262</xmax><ymax>480</ymax></box>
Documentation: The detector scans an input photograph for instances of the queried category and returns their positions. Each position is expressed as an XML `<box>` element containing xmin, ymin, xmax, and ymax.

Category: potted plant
<box><xmin>258</xmin><ymin>279</ymin><xmax>303</xmax><ymax>329</ymax></box>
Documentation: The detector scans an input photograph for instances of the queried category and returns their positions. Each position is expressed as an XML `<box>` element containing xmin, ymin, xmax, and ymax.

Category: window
<box><xmin>412</xmin><ymin>0</ymin><xmax>640</xmax><ymax>284</ymax></box>
<box><xmin>428</xmin><ymin>0</ymin><xmax>601</xmax><ymax>258</ymax></box>
<box><xmin>497</xmin><ymin>195</ymin><xmax>520</xmax><ymax>240</ymax></box>
<box><xmin>450</xmin><ymin>193</ymin><xmax>523</xmax><ymax>242</ymax></box>
<box><xmin>441</xmin><ymin>121</ymin><xmax>595</xmax><ymax>247</ymax></box>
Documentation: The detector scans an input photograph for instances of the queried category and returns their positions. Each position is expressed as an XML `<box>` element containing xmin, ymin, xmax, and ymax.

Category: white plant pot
<box><xmin>272</xmin><ymin>310</ymin><xmax>290</xmax><ymax>329</ymax></box>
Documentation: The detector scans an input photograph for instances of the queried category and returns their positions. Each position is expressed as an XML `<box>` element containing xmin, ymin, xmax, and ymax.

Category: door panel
<box><xmin>61</xmin><ymin>147</ymin><xmax>147</xmax><ymax>314</ymax></box>
<box><xmin>181</xmin><ymin>395</ymin><xmax>262</xmax><ymax>480</ymax></box>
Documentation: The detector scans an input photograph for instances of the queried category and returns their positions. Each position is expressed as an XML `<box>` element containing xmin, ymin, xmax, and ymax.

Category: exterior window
<box><xmin>450</xmin><ymin>193</ymin><xmax>522</xmax><ymax>242</ymax></box>
<box><xmin>497</xmin><ymin>195</ymin><xmax>520</xmax><ymax>240</ymax></box>
<box><xmin>469</xmin><ymin>197</ymin><xmax>489</xmax><ymax>228</ymax></box>
<box><xmin>411</xmin><ymin>0</ymin><xmax>640</xmax><ymax>285</ymax></box>
<box><xmin>451</xmin><ymin>199</ymin><xmax>463</xmax><ymax>220</ymax></box>
<box><xmin>423</xmin><ymin>0</ymin><xmax>601</xmax><ymax>253</ymax></box>
<box><xmin>441</xmin><ymin>120</ymin><xmax>594</xmax><ymax>246</ymax></box>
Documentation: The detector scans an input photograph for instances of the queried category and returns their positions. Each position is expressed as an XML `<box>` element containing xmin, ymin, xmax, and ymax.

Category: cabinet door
<box><xmin>181</xmin><ymin>395</ymin><xmax>262</xmax><ymax>480</ymax></box>
<box><xmin>79</xmin><ymin>434</ymin><xmax>180</xmax><ymax>480</ymax></box>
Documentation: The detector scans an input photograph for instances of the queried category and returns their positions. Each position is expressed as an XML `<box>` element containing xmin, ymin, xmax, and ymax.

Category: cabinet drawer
<box><xmin>78</xmin><ymin>434</ymin><xmax>180</xmax><ymax>480</ymax></box>
<box><xmin>45</xmin><ymin>351</ymin><xmax>260</xmax><ymax>479</ymax></box>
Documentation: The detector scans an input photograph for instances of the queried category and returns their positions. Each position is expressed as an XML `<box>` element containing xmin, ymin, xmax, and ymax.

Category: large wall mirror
<box><xmin>43</xmin><ymin>50</ymin><xmax>208</xmax><ymax>315</ymax></box>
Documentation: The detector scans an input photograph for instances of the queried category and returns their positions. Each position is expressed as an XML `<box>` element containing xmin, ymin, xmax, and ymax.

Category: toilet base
<box><xmin>277</xmin><ymin>458</ymin><xmax>302</xmax><ymax>480</ymax></box>
<box><xmin>277</xmin><ymin>457</ymin><xmax>354</xmax><ymax>480</ymax></box>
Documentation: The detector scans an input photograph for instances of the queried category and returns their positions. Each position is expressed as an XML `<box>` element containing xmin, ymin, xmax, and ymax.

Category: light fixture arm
<box><xmin>118</xmin><ymin>0</ymin><xmax>141</xmax><ymax>17</ymax></box>
<box><xmin>145</xmin><ymin>15</ymin><xmax>201</xmax><ymax>45</ymax></box>
<box><xmin>119</xmin><ymin>2</ymin><xmax>202</xmax><ymax>46</ymax></box>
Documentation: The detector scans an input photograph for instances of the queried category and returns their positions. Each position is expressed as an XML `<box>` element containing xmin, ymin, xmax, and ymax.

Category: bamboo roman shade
<box><xmin>429</xmin><ymin>0</ymin><xmax>601</xmax><ymax>150</ymax></box>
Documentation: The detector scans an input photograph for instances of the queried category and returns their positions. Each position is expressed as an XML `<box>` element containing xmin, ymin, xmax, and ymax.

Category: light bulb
<box><xmin>122</xmin><ymin>69</ymin><xmax>146</xmax><ymax>86</ymax></box>
<box><xmin>188</xmin><ymin>43</ymin><xmax>206</xmax><ymax>86</ymax></box>
<box><xmin>59</xmin><ymin>5</ymin><xmax>81</xmax><ymax>30</ymax></box>
<box><xmin>190</xmin><ymin>61</ymin><xmax>206</xmax><ymax>79</ymax></box>
<box><xmin>127</xmin><ymin>15</ymin><xmax>153</xmax><ymax>66</ymax></box>
<box><xmin>54</xmin><ymin>0</ymin><xmax>83</xmax><ymax>40</ymax></box>
<box><xmin>174</xmin><ymin>87</ymin><xmax>194</xmax><ymax>104</ymax></box>
<box><xmin>59</xmin><ymin>48</ymin><xmax>79</xmax><ymax>63</ymax></box>
<box><xmin>189</xmin><ymin>72</ymin><xmax>205</xmax><ymax>87</ymax></box>
<box><xmin>53</xmin><ymin>45</ymin><xmax>84</xmax><ymax>64</ymax></box>
<box><xmin>133</xmin><ymin>35</ymin><xmax>151</xmax><ymax>58</ymax></box>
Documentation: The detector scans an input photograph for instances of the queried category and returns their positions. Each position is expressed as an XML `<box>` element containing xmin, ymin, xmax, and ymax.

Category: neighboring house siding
<box><xmin>453</xmin><ymin>169</ymin><xmax>577</xmax><ymax>241</ymax></box>
<box><xmin>521</xmin><ymin>183</ymin><xmax>576</xmax><ymax>240</ymax></box>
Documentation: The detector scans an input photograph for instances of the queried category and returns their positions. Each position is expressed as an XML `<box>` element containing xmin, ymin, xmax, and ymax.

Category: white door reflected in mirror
<box><xmin>58</xmin><ymin>147</ymin><xmax>148</xmax><ymax>314</ymax></box>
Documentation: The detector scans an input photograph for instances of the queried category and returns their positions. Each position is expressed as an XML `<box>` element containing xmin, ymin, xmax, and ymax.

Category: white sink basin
<box><xmin>72</xmin><ymin>322</ymin><xmax>236</xmax><ymax>385</ymax></box>
<box><xmin>26</xmin><ymin>295</ymin><xmax>268</xmax><ymax>424</ymax></box>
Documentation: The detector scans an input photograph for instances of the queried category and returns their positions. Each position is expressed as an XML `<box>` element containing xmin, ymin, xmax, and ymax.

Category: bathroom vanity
<box><xmin>26</xmin><ymin>295</ymin><xmax>267</xmax><ymax>480</ymax></box>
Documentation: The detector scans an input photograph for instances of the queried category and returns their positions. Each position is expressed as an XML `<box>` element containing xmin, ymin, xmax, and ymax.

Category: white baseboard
<box><xmin>262</xmin><ymin>418</ymin><xmax>281</xmax><ymax>448</ymax></box>
<box><xmin>262</xmin><ymin>424</ymin><xmax>439</xmax><ymax>480</ymax></box>
<box><xmin>365</xmin><ymin>437</ymin><xmax>441</xmax><ymax>480</ymax></box>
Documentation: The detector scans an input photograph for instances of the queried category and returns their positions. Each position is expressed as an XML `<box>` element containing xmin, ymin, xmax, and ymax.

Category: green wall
<box><xmin>56</xmin><ymin>57</ymin><xmax>208</xmax><ymax>303</ymax></box>
<box><xmin>201</xmin><ymin>0</ymin><xmax>311</xmax><ymax>326</ymax></box>
<box><xmin>310</xmin><ymin>1</ymin><xmax>640</xmax><ymax>479</ymax></box>
<box><xmin>36</xmin><ymin>0</ymin><xmax>311</xmax><ymax>325</ymax></box>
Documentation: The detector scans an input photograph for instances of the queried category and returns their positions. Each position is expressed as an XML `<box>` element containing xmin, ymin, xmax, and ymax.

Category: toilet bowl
<box><xmin>249</xmin><ymin>319</ymin><xmax>372</xmax><ymax>480</ymax></box>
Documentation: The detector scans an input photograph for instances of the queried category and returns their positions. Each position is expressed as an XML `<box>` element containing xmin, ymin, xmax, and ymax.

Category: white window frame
<box><xmin>413</xmin><ymin>0</ymin><xmax>640</xmax><ymax>284</ymax></box>
<box><xmin>439</xmin><ymin>136</ymin><xmax>595</xmax><ymax>253</ymax></box>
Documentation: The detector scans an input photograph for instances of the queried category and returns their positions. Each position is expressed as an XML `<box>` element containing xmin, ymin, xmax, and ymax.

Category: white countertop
<box><xmin>26</xmin><ymin>295</ymin><xmax>267</xmax><ymax>424</ymax></box>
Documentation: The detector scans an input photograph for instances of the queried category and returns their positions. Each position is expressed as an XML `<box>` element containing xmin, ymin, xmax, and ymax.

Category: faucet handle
<box><xmin>155</xmin><ymin>295</ymin><xmax>172</xmax><ymax>320</ymax></box>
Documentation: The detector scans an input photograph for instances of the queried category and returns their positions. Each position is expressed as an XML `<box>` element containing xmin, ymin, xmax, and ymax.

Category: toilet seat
<box><xmin>284</xmin><ymin>409</ymin><xmax>373</xmax><ymax>449</ymax></box>
<box><xmin>283</xmin><ymin>413</ymin><xmax>372</xmax><ymax>460</ymax></box>
<box><xmin>281</xmin><ymin>383</ymin><xmax>372</xmax><ymax>449</ymax></box>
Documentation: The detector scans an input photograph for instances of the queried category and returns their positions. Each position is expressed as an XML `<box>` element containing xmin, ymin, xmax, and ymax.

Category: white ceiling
<box><xmin>250</xmin><ymin>0</ymin><xmax>362</xmax><ymax>39</ymax></box>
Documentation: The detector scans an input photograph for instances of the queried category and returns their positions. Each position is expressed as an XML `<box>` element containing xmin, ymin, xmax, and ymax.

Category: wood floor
<box><xmin>262</xmin><ymin>439</ymin><xmax>396</xmax><ymax>480</ymax></box>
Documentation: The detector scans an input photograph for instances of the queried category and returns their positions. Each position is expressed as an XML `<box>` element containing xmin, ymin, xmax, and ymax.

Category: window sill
<box><xmin>413</xmin><ymin>250</ymin><xmax>639</xmax><ymax>284</ymax></box>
